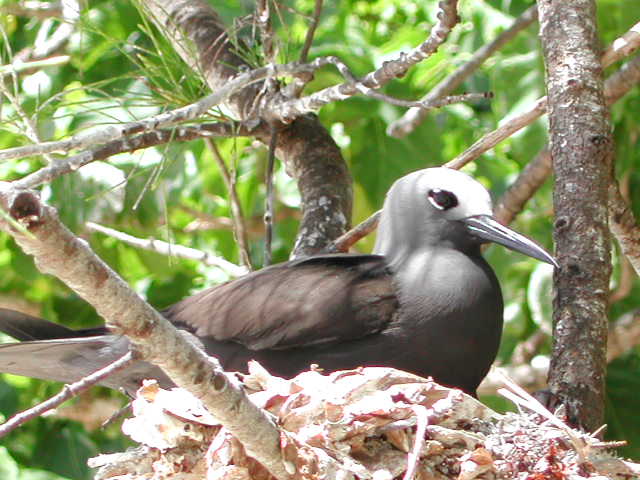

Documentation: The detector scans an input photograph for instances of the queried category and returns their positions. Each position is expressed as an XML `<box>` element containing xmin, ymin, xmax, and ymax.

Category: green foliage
<box><xmin>1</xmin><ymin>0</ymin><xmax>640</xmax><ymax>475</ymax></box>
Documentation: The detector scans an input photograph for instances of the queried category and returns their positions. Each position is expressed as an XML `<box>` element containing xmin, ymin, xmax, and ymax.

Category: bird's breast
<box><xmin>393</xmin><ymin>248</ymin><xmax>502</xmax><ymax>324</ymax></box>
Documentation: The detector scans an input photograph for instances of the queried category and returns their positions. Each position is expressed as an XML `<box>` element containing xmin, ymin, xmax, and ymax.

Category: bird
<box><xmin>0</xmin><ymin>167</ymin><xmax>556</xmax><ymax>397</ymax></box>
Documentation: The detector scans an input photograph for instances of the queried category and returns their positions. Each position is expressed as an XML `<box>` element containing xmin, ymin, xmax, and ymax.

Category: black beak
<box><xmin>463</xmin><ymin>215</ymin><xmax>558</xmax><ymax>268</ymax></box>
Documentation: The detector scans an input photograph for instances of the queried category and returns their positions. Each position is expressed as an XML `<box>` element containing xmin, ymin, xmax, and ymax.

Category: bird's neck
<box><xmin>383</xmin><ymin>246</ymin><xmax>501</xmax><ymax>328</ymax></box>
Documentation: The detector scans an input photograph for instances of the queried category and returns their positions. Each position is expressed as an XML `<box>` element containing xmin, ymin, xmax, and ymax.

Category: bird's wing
<box><xmin>163</xmin><ymin>254</ymin><xmax>399</xmax><ymax>350</ymax></box>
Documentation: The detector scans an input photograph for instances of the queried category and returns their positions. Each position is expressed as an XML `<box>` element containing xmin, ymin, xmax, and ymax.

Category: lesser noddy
<box><xmin>0</xmin><ymin>168</ymin><xmax>556</xmax><ymax>396</ymax></box>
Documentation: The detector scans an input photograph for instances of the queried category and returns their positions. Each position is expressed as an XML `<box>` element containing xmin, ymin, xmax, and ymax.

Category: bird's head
<box><xmin>374</xmin><ymin>167</ymin><xmax>557</xmax><ymax>267</ymax></box>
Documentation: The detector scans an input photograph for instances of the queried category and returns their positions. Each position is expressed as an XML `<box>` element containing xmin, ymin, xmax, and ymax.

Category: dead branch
<box><xmin>86</xmin><ymin>222</ymin><xmax>248</xmax><ymax>277</ymax></box>
<box><xmin>275</xmin><ymin>0</ymin><xmax>459</xmax><ymax>122</ymax></box>
<box><xmin>1</xmin><ymin>60</ymin><xmax>325</xmax><ymax>165</ymax></box>
<box><xmin>388</xmin><ymin>5</ymin><xmax>538</xmax><ymax>138</ymax></box>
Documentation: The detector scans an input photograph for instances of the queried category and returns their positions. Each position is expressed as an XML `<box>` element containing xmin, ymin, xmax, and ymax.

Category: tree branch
<box><xmin>0</xmin><ymin>185</ymin><xmax>291</xmax><ymax>480</ymax></box>
<box><xmin>601</xmin><ymin>21</ymin><xmax>640</xmax><ymax>67</ymax></box>
<box><xmin>299</xmin><ymin>0</ymin><xmax>323</xmax><ymax>64</ymax></box>
<box><xmin>143</xmin><ymin>0</ymin><xmax>352</xmax><ymax>256</ymax></box>
<box><xmin>446</xmin><ymin>21</ymin><xmax>640</xmax><ymax>170</ymax></box>
<box><xmin>205</xmin><ymin>139</ymin><xmax>253</xmax><ymax>270</ymax></box>
<box><xmin>2</xmin><ymin>60</ymin><xmax>322</xmax><ymax>166</ymax></box>
<box><xmin>388</xmin><ymin>5</ymin><xmax>538</xmax><ymax>138</ymax></box>
<box><xmin>86</xmin><ymin>222</ymin><xmax>248</xmax><ymax>277</ymax></box>
<box><xmin>538</xmin><ymin>0</ymin><xmax>612</xmax><ymax>431</ymax></box>
<box><xmin>275</xmin><ymin>0</ymin><xmax>460</xmax><ymax>121</ymax></box>
<box><xmin>11</xmin><ymin>122</ymin><xmax>255</xmax><ymax>189</ymax></box>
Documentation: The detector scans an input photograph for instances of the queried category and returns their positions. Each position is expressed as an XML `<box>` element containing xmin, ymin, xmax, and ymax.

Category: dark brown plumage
<box><xmin>0</xmin><ymin>168</ymin><xmax>556</xmax><ymax>396</ymax></box>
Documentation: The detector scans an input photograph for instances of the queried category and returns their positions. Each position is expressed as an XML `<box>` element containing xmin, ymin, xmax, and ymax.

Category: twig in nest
<box><xmin>495</xmin><ymin>370</ymin><xmax>588</xmax><ymax>462</ymax></box>
<box><xmin>403</xmin><ymin>405</ymin><xmax>428</xmax><ymax>480</ymax></box>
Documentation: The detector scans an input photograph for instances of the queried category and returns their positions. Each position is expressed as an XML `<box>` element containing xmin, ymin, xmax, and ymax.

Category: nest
<box><xmin>89</xmin><ymin>364</ymin><xmax>639</xmax><ymax>480</ymax></box>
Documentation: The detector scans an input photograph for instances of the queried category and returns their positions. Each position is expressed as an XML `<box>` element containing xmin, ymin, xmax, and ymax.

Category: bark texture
<box><xmin>143</xmin><ymin>0</ymin><xmax>352</xmax><ymax>256</ymax></box>
<box><xmin>537</xmin><ymin>0</ymin><xmax>613</xmax><ymax>430</ymax></box>
<box><xmin>0</xmin><ymin>186</ymin><xmax>292</xmax><ymax>480</ymax></box>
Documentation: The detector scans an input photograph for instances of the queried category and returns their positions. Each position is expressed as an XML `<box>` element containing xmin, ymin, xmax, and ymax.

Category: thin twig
<box><xmin>276</xmin><ymin>0</ymin><xmax>459</xmax><ymax>121</ymax></box>
<box><xmin>1</xmin><ymin>58</ymin><xmax>332</xmax><ymax>164</ymax></box>
<box><xmin>445</xmin><ymin>96</ymin><xmax>547</xmax><ymax>169</ymax></box>
<box><xmin>0</xmin><ymin>78</ymin><xmax>57</xmax><ymax>164</ymax></box>
<box><xmin>496</xmin><ymin>370</ymin><xmax>588</xmax><ymax>460</ymax></box>
<box><xmin>256</xmin><ymin>0</ymin><xmax>275</xmax><ymax>64</ymax></box>
<box><xmin>264</xmin><ymin>128</ymin><xmax>278</xmax><ymax>266</ymax></box>
<box><xmin>285</xmin><ymin>0</ymin><xmax>324</xmax><ymax>98</ymax></box>
<box><xmin>299</xmin><ymin>0</ymin><xmax>323</xmax><ymax>63</ymax></box>
<box><xmin>0</xmin><ymin>55</ymin><xmax>70</xmax><ymax>76</ymax></box>
<box><xmin>363</xmin><ymin>90</ymin><xmax>492</xmax><ymax>109</ymax></box>
<box><xmin>206</xmin><ymin>139</ymin><xmax>253</xmax><ymax>270</ymax></box>
<box><xmin>2</xmin><ymin>121</ymin><xmax>251</xmax><ymax>165</ymax></box>
<box><xmin>403</xmin><ymin>405</ymin><xmax>428</xmax><ymax>480</ymax></box>
<box><xmin>86</xmin><ymin>222</ymin><xmax>248</xmax><ymax>277</ymax></box>
<box><xmin>601</xmin><ymin>21</ymin><xmax>640</xmax><ymax>67</ymax></box>
<box><xmin>494</xmin><ymin>148</ymin><xmax>551</xmax><ymax>225</ymax></box>
<box><xmin>446</xmin><ymin>22</ymin><xmax>640</xmax><ymax>170</ymax></box>
<box><xmin>325</xmin><ymin>210</ymin><xmax>381</xmax><ymax>253</ymax></box>
<box><xmin>0</xmin><ymin>352</ymin><xmax>134</xmax><ymax>438</ymax></box>
<box><xmin>388</xmin><ymin>5</ymin><xmax>538</xmax><ymax>138</ymax></box>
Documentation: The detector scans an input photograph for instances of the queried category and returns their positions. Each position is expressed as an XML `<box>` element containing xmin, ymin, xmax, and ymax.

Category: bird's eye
<box><xmin>427</xmin><ymin>189</ymin><xmax>458</xmax><ymax>210</ymax></box>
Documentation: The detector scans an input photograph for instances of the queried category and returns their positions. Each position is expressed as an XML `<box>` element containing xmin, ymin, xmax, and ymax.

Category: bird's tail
<box><xmin>0</xmin><ymin>308</ymin><xmax>161</xmax><ymax>394</ymax></box>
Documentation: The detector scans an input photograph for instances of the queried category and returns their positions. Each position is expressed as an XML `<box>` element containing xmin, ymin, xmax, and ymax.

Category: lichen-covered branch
<box><xmin>2</xmin><ymin>60</ymin><xmax>319</xmax><ymax>165</ymax></box>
